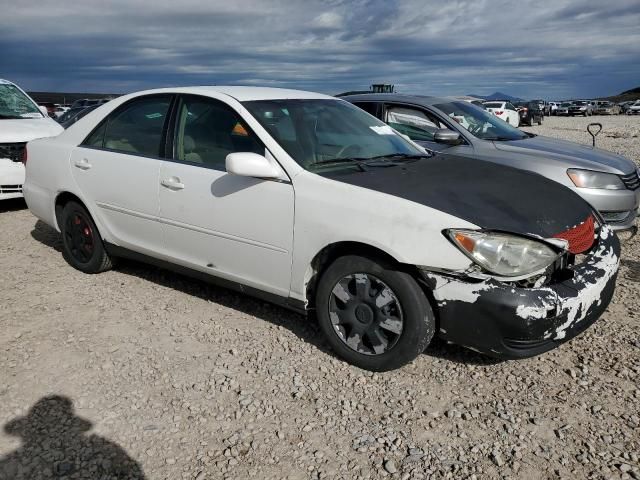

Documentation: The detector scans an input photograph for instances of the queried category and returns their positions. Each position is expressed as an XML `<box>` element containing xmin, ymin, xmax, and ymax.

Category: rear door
<box><xmin>69</xmin><ymin>94</ymin><xmax>172</xmax><ymax>254</ymax></box>
<box><xmin>157</xmin><ymin>94</ymin><xmax>295</xmax><ymax>296</ymax></box>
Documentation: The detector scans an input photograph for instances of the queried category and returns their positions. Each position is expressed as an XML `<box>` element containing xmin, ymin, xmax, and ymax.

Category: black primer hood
<box><xmin>324</xmin><ymin>154</ymin><xmax>593</xmax><ymax>238</ymax></box>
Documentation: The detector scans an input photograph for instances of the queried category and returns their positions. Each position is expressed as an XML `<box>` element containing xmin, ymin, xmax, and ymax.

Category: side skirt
<box><xmin>104</xmin><ymin>242</ymin><xmax>308</xmax><ymax>315</ymax></box>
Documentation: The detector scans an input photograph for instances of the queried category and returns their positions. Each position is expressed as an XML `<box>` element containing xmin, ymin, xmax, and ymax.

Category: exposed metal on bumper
<box><xmin>421</xmin><ymin>226</ymin><xmax>620</xmax><ymax>359</ymax></box>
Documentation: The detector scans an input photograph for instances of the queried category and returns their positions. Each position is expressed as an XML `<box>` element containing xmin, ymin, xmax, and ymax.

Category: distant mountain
<box><xmin>466</xmin><ymin>91</ymin><xmax>524</xmax><ymax>102</ymax></box>
<box><xmin>601</xmin><ymin>86</ymin><xmax>640</xmax><ymax>102</ymax></box>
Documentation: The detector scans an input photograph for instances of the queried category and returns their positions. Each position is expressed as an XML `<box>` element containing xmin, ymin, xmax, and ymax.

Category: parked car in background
<box><xmin>53</xmin><ymin>105</ymin><xmax>70</xmax><ymax>118</ymax></box>
<box><xmin>627</xmin><ymin>101</ymin><xmax>640</xmax><ymax>115</ymax></box>
<box><xmin>483</xmin><ymin>101</ymin><xmax>520</xmax><ymax>127</ymax></box>
<box><xmin>513</xmin><ymin>101</ymin><xmax>543</xmax><ymax>125</ymax></box>
<box><xmin>0</xmin><ymin>79</ymin><xmax>63</xmax><ymax>200</ymax></box>
<box><xmin>548</xmin><ymin>102</ymin><xmax>559</xmax><ymax>115</ymax></box>
<box><xmin>619</xmin><ymin>101</ymin><xmax>635</xmax><ymax>114</ymax></box>
<box><xmin>37</xmin><ymin>102</ymin><xmax>57</xmax><ymax>118</ymax></box>
<box><xmin>343</xmin><ymin>93</ymin><xmax>640</xmax><ymax>231</ymax></box>
<box><xmin>531</xmin><ymin>99</ymin><xmax>549</xmax><ymax>116</ymax></box>
<box><xmin>593</xmin><ymin>101</ymin><xmax>619</xmax><ymax>115</ymax></box>
<box><xmin>556</xmin><ymin>102</ymin><xmax>572</xmax><ymax>116</ymax></box>
<box><xmin>70</xmin><ymin>98</ymin><xmax>110</xmax><ymax>109</ymax></box>
<box><xmin>569</xmin><ymin>101</ymin><xmax>594</xmax><ymax>116</ymax></box>
<box><xmin>23</xmin><ymin>86</ymin><xmax>621</xmax><ymax>369</ymax></box>
<box><xmin>58</xmin><ymin>104</ymin><xmax>100</xmax><ymax>129</ymax></box>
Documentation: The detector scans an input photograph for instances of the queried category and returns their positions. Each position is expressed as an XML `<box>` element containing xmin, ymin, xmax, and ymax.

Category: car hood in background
<box><xmin>493</xmin><ymin>135</ymin><xmax>635</xmax><ymax>174</ymax></box>
<box><xmin>0</xmin><ymin>118</ymin><xmax>64</xmax><ymax>143</ymax></box>
<box><xmin>325</xmin><ymin>154</ymin><xmax>593</xmax><ymax>238</ymax></box>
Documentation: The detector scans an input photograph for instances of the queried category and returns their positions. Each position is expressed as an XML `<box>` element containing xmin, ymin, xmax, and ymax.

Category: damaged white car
<box><xmin>0</xmin><ymin>79</ymin><xmax>63</xmax><ymax>200</ymax></box>
<box><xmin>23</xmin><ymin>87</ymin><xmax>620</xmax><ymax>370</ymax></box>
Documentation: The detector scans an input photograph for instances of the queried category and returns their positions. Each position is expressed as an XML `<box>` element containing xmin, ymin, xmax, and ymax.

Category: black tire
<box><xmin>315</xmin><ymin>255</ymin><xmax>435</xmax><ymax>371</ymax></box>
<box><xmin>538</xmin><ymin>116</ymin><xmax>542</xmax><ymax>125</ymax></box>
<box><xmin>60</xmin><ymin>201</ymin><xmax>113</xmax><ymax>273</ymax></box>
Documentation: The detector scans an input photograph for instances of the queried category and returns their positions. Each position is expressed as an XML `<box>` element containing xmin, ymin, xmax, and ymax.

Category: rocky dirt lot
<box><xmin>1</xmin><ymin>116</ymin><xmax>639</xmax><ymax>480</ymax></box>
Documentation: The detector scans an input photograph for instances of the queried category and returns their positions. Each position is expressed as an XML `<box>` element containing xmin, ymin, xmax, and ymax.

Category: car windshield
<box><xmin>574</xmin><ymin>101</ymin><xmax>588</xmax><ymax>106</ymax></box>
<box><xmin>243</xmin><ymin>99</ymin><xmax>425</xmax><ymax>171</ymax></box>
<box><xmin>484</xmin><ymin>102</ymin><xmax>503</xmax><ymax>108</ymax></box>
<box><xmin>561</xmin><ymin>103</ymin><xmax>571</xmax><ymax>107</ymax></box>
<box><xmin>433</xmin><ymin>101</ymin><xmax>527</xmax><ymax>141</ymax></box>
<box><xmin>0</xmin><ymin>83</ymin><xmax>43</xmax><ymax>119</ymax></box>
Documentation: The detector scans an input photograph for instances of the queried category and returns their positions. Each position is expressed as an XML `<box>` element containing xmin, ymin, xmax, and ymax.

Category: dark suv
<box><xmin>513</xmin><ymin>101</ymin><xmax>543</xmax><ymax>126</ymax></box>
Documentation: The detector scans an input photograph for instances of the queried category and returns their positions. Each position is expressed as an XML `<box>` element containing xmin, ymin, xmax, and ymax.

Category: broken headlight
<box><xmin>446</xmin><ymin>230</ymin><xmax>562</xmax><ymax>277</ymax></box>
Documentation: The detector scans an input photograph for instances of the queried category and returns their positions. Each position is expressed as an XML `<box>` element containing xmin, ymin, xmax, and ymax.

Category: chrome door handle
<box><xmin>74</xmin><ymin>159</ymin><xmax>92</xmax><ymax>170</ymax></box>
<box><xmin>161</xmin><ymin>177</ymin><xmax>185</xmax><ymax>190</ymax></box>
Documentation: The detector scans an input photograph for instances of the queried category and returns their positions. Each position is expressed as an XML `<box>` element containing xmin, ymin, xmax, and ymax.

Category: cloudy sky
<box><xmin>2</xmin><ymin>0</ymin><xmax>639</xmax><ymax>99</ymax></box>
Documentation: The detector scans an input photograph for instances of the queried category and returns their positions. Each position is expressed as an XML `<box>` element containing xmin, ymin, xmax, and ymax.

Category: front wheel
<box><xmin>315</xmin><ymin>255</ymin><xmax>435</xmax><ymax>371</ymax></box>
<box><xmin>60</xmin><ymin>201</ymin><xmax>113</xmax><ymax>273</ymax></box>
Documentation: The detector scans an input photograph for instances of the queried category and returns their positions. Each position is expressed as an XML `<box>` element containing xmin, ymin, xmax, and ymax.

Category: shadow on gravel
<box><xmin>30</xmin><ymin>220</ymin><xmax>63</xmax><ymax>252</ymax></box>
<box><xmin>0</xmin><ymin>198</ymin><xmax>27</xmax><ymax>214</ymax></box>
<box><xmin>620</xmin><ymin>259</ymin><xmax>640</xmax><ymax>282</ymax></box>
<box><xmin>0</xmin><ymin>395</ymin><xmax>145</xmax><ymax>479</ymax></box>
<box><xmin>423</xmin><ymin>337</ymin><xmax>504</xmax><ymax>366</ymax></box>
<box><xmin>30</xmin><ymin>220</ymin><xmax>500</xmax><ymax>367</ymax></box>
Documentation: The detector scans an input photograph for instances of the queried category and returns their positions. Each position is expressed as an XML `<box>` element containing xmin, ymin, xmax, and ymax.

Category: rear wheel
<box><xmin>315</xmin><ymin>255</ymin><xmax>435</xmax><ymax>371</ymax></box>
<box><xmin>60</xmin><ymin>201</ymin><xmax>113</xmax><ymax>273</ymax></box>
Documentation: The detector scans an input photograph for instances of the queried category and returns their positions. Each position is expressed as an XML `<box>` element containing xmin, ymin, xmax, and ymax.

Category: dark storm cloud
<box><xmin>1</xmin><ymin>0</ymin><xmax>639</xmax><ymax>98</ymax></box>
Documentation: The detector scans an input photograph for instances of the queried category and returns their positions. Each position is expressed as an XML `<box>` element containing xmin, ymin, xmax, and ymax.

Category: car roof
<box><xmin>0</xmin><ymin>79</ymin><xmax>16</xmax><ymax>86</ymax></box>
<box><xmin>339</xmin><ymin>93</ymin><xmax>456</xmax><ymax>107</ymax></box>
<box><xmin>125</xmin><ymin>86</ymin><xmax>334</xmax><ymax>102</ymax></box>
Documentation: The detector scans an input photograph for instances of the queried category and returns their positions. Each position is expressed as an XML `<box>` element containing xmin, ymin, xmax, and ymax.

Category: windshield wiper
<box><xmin>0</xmin><ymin>114</ymin><xmax>24</xmax><ymax>119</ymax></box>
<box><xmin>310</xmin><ymin>157</ymin><xmax>370</xmax><ymax>172</ymax></box>
<box><xmin>366</xmin><ymin>152</ymin><xmax>433</xmax><ymax>161</ymax></box>
<box><xmin>484</xmin><ymin>136</ymin><xmax>525</xmax><ymax>141</ymax></box>
<box><xmin>311</xmin><ymin>152</ymin><xmax>432</xmax><ymax>172</ymax></box>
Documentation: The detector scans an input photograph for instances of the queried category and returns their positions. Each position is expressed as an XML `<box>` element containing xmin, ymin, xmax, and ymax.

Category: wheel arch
<box><xmin>54</xmin><ymin>191</ymin><xmax>88</xmax><ymax>230</ymax></box>
<box><xmin>303</xmin><ymin>241</ymin><xmax>427</xmax><ymax>310</ymax></box>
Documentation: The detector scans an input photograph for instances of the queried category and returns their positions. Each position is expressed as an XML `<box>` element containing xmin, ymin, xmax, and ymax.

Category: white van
<box><xmin>0</xmin><ymin>79</ymin><xmax>63</xmax><ymax>200</ymax></box>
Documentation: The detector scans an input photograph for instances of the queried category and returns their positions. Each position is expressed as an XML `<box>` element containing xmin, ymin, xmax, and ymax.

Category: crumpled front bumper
<box><xmin>421</xmin><ymin>226</ymin><xmax>620</xmax><ymax>359</ymax></box>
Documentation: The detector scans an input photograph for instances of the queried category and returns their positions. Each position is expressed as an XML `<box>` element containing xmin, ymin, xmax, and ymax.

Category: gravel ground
<box><xmin>1</xmin><ymin>115</ymin><xmax>639</xmax><ymax>480</ymax></box>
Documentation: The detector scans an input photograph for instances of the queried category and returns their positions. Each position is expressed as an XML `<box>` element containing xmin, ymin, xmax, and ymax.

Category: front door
<box><xmin>383</xmin><ymin>103</ymin><xmax>472</xmax><ymax>154</ymax></box>
<box><xmin>158</xmin><ymin>95</ymin><xmax>295</xmax><ymax>297</ymax></box>
<box><xmin>69</xmin><ymin>95</ymin><xmax>172</xmax><ymax>254</ymax></box>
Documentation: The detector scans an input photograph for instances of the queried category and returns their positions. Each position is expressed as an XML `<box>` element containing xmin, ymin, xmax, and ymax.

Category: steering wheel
<box><xmin>335</xmin><ymin>144</ymin><xmax>362</xmax><ymax>159</ymax></box>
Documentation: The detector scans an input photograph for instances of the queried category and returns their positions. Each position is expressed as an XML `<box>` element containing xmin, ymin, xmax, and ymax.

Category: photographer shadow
<box><xmin>0</xmin><ymin>395</ymin><xmax>145</xmax><ymax>479</ymax></box>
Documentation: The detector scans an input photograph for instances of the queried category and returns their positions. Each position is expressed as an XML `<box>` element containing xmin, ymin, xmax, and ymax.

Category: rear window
<box><xmin>484</xmin><ymin>102</ymin><xmax>503</xmax><ymax>108</ymax></box>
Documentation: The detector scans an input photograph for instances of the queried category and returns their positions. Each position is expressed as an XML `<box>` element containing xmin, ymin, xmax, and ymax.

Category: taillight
<box><xmin>21</xmin><ymin>146</ymin><xmax>27</xmax><ymax>165</ymax></box>
<box><xmin>495</xmin><ymin>110</ymin><xmax>504</xmax><ymax>115</ymax></box>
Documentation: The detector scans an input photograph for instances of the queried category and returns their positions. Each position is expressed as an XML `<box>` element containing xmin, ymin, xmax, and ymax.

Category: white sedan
<box><xmin>23</xmin><ymin>86</ymin><xmax>619</xmax><ymax>370</ymax></box>
<box><xmin>627</xmin><ymin>101</ymin><xmax>640</xmax><ymax>115</ymax></box>
<box><xmin>0</xmin><ymin>79</ymin><xmax>63</xmax><ymax>200</ymax></box>
<box><xmin>483</xmin><ymin>101</ymin><xmax>520</xmax><ymax>127</ymax></box>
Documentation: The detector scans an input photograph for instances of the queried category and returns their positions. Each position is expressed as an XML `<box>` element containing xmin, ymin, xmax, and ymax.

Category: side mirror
<box><xmin>226</xmin><ymin>152</ymin><xmax>280</xmax><ymax>179</ymax></box>
<box><xmin>434</xmin><ymin>129</ymin><xmax>463</xmax><ymax>146</ymax></box>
